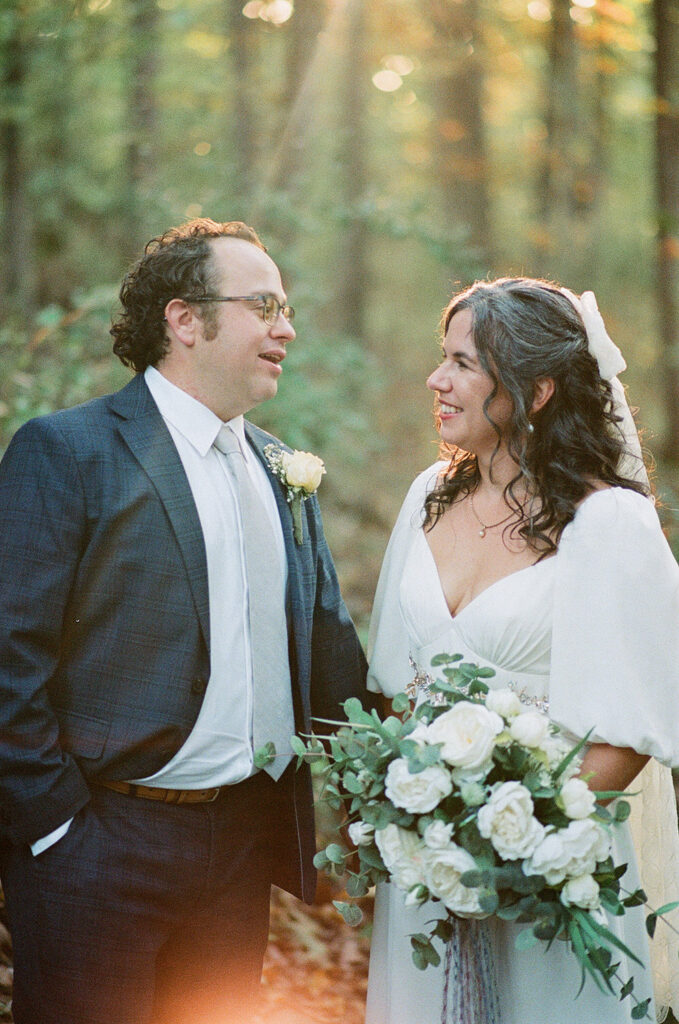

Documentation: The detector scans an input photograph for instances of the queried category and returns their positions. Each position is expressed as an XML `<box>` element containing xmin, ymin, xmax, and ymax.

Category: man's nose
<box><xmin>272</xmin><ymin>315</ymin><xmax>295</xmax><ymax>341</ymax></box>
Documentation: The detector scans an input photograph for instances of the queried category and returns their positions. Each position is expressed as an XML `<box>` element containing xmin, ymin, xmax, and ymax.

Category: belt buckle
<box><xmin>205</xmin><ymin>787</ymin><xmax>221</xmax><ymax>803</ymax></box>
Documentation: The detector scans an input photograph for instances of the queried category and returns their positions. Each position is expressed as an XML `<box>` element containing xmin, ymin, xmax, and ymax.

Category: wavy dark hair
<box><xmin>111</xmin><ymin>218</ymin><xmax>266</xmax><ymax>372</ymax></box>
<box><xmin>423</xmin><ymin>277</ymin><xmax>649</xmax><ymax>555</ymax></box>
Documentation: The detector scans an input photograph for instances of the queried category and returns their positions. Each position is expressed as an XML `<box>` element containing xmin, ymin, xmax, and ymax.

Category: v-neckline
<box><xmin>419</xmin><ymin>528</ymin><xmax>556</xmax><ymax>621</ymax></box>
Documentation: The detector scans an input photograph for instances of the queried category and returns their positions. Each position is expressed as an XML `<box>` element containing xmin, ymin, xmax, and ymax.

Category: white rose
<box><xmin>559</xmin><ymin>778</ymin><xmax>596</xmax><ymax>820</ymax></box>
<box><xmin>485</xmin><ymin>688</ymin><xmax>522</xmax><ymax>719</ymax></box>
<box><xmin>523</xmin><ymin>819</ymin><xmax>611</xmax><ymax>884</ymax></box>
<box><xmin>426</xmin><ymin>702</ymin><xmax>503</xmax><ymax>769</ymax></box>
<box><xmin>281</xmin><ymin>450</ymin><xmax>326</xmax><ymax>492</ymax></box>
<box><xmin>560</xmin><ymin>873</ymin><xmax>601</xmax><ymax>910</ymax></box>
<box><xmin>385</xmin><ymin>758</ymin><xmax>453</xmax><ymax>814</ymax></box>
<box><xmin>423</xmin><ymin>820</ymin><xmax>454</xmax><ymax>849</ymax></box>
<box><xmin>509</xmin><ymin>710</ymin><xmax>550</xmax><ymax>748</ymax></box>
<box><xmin>375</xmin><ymin>824</ymin><xmax>432</xmax><ymax>890</ymax></box>
<box><xmin>522</xmin><ymin>831</ymin><xmax>570</xmax><ymax>885</ymax></box>
<box><xmin>426</xmin><ymin>844</ymin><xmax>486</xmax><ymax>918</ymax></box>
<box><xmin>477</xmin><ymin>781</ymin><xmax>545</xmax><ymax>860</ymax></box>
<box><xmin>348</xmin><ymin>820</ymin><xmax>374</xmax><ymax>846</ymax></box>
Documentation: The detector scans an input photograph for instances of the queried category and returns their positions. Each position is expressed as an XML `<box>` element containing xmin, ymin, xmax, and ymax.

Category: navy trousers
<box><xmin>1</xmin><ymin>768</ymin><xmax>296</xmax><ymax>1024</ymax></box>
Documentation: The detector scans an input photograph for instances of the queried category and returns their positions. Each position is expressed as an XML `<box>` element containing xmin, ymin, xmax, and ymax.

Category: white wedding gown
<box><xmin>365</xmin><ymin>465</ymin><xmax>679</xmax><ymax>1024</ymax></box>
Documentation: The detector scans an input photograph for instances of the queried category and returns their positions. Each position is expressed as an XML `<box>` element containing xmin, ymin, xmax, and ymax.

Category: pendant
<box><xmin>479</xmin><ymin>527</ymin><xmax>486</xmax><ymax>538</ymax></box>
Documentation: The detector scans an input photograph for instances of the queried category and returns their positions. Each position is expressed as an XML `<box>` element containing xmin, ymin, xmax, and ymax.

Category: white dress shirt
<box><xmin>134</xmin><ymin>366</ymin><xmax>289</xmax><ymax>786</ymax></box>
<box><xmin>32</xmin><ymin>367</ymin><xmax>290</xmax><ymax>855</ymax></box>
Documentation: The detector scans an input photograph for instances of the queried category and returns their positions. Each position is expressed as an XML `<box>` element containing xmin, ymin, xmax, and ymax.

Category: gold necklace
<box><xmin>469</xmin><ymin>491</ymin><xmax>516</xmax><ymax>539</ymax></box>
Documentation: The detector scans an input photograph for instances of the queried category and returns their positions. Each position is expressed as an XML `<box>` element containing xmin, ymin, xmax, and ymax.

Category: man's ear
<box><xmin>531</xmin><ymin>377</ymin><xmax>555</xmax><ymax>414</ymax></box>
<box><xmin>164</xmin><ymin>298</ymin><xmax>199</xmax><ymax>348</ymax></box>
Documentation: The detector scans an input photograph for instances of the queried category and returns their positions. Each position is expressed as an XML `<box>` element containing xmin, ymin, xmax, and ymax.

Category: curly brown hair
<box><xmin>423</xmin><ymin>277</ymin><xmax>649</xmax><ymax>556</ymax></box>
<box><xmin>110</xmin><ymin>218</ymin><xmax>266</xmax><ymax>373</ymax></box>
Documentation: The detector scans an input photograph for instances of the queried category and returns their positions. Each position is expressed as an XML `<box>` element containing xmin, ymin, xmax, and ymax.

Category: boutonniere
<box><xmin>264</xmin><ymin>444</ymin><xmax>326</xmax><ymax>544</ymax></box>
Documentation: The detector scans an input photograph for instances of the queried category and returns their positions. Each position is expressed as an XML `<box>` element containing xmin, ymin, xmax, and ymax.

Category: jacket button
<box><xmin>191</xmin><ymin>677</ymin><xmax>207</xmax><ymax>695</ymax></box>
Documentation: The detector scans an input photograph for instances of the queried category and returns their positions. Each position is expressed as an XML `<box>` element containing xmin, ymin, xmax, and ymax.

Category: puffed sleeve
<box><xmin>550</xmin><ymin>487</ymin><xmax>679</xmax><ymax>765</ymax></box>
<box><xmin>367</xmin><ymin>463</ymin><xmax>446</xmax><ymax>696</ymax></box>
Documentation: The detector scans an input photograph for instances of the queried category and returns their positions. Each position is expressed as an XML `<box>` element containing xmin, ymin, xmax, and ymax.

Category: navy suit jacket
<box><xmin>0</xmin><ymin>374</ymin><xmax>367</xmax><ymax>901</ymax></box>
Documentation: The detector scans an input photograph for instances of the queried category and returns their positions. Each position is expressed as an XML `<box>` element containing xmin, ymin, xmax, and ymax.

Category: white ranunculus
<box><xmin>485</xmin><ymin>688</ymin><xmax>522</xmax><ymax>719</ymax></box>
<box><xmin>559</xmin><ymin>778</ymin><xmax>597</xmax><ymax>820</ymax></box>
<box><xmin>509</xmin><ymin>710</ymin><xmax>550</xmax><ymax>748</ymax></box>
<box><xmin>375</xmin><ymin>824</ymin><xmax>431</xmax><ymax>891</ymax></box>
<box><xmin>281</xmin><ymin>450</ymin><xmax>326</xmax><ymax>492</ymax></box>
<box><xmin>426</xmin><ymin>702</ymin><xmax>504</xmax><ymax>770</ymax></box>
<box><xmin>426</xmin><ymin>844</ymin><xmax>486</xmax><ymax>918</ymax></box>
<box><xmin>477</xmin><ymin>781</ymin><xmax>546</xmax><ymax>860</ymax></box>
<box><xmin>560</xmin><ymin>873</ymin><xmax>601</xmax><ymax>910</ymax></box>
<box><xmin>423</xmin><ymin>820</ymin><xmax>454</xmax><ymax>849</ymax></box>
<box><xmin>385</xmin><ymin>758</ymin><xmax>453</xmax><ymax>814</ymax></box>
<box><xmin>347</xmin><ymin>820</ymin><xmax>375</xmax><ymax>847</ymax></box>
<box><xmin>523</xmin><ymin>819</ymin><xmax>612</xmax><ymax>885</ymax></box>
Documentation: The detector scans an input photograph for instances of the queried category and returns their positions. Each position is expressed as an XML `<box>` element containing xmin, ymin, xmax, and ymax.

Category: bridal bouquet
<box><xmin>297</xmin><ymin>655</ymin><xmax>675</xmax><ymax>1021</ymax></box>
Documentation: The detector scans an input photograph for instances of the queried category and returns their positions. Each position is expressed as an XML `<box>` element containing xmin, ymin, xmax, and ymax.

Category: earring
<box><xmin>527</xmin><ymin>422</ymin><xmax>535</xmax><ymax>433</ymax></box>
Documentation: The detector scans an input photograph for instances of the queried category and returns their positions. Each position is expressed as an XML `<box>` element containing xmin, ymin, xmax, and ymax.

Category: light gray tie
<box><xmin>214</xmin><ymin>426</ymin><xmax>294</xmax><ymax>780</ymax></box>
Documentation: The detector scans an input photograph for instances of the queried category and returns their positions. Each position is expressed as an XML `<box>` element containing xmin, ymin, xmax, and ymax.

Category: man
<box><xmin>0</xmin><ymin>219</ymin><xmax>368</xmax><ymax>1023</ymax></box>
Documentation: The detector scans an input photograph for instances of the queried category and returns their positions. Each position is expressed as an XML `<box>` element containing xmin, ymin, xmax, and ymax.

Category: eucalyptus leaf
<box><xmin>515</xmin><ymin>927</ymin><xmax>539</xmax><ymax>951</ymax></box>
<box><xmin>631</xmin><ymin>1000</ymin><xmax>651</xmax><ymax>1019</ymax></box>
<box><xmin>332</xmin><ymin>900</ymin><xmax>363</xmax><ymax>926</ymax></box>
<box><xmin>390</xmin><ymin>692</ymin><xmax>411</xmax><ymax>714</ymax></box>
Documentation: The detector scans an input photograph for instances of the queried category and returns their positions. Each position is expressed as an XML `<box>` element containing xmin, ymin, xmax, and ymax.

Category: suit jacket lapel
<box><xmin>109</xmin><ymin>375</ymin><xmax>211</xmax><ymax>652</ymax></box>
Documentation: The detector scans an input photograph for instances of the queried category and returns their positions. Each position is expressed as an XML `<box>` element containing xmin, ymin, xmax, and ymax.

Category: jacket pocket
<box><xmin>56</xmin><ymin>709</ymin><xmax>111</xmax><ymax>760</ymax></box>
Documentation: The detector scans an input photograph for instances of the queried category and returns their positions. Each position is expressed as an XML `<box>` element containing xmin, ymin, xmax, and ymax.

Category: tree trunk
<box><xmin>125</xmin><ymin>0</ymin><xmax>159</xmax><ymax>248</ymax></box>
<box><xmin>653</xmin><ymin>0</ymin><xmax>679</xmax><ymax>460</ymax></box>
<box><xmin>1</xmin><ymin>6</ymin><xmax>35</xmax><ymax>316</ymax></box>
<box><xmin>336</xmin><ymin>0</ymin><xmax>369</xmax><ymax>341</ymax></box>
<box><xmin>226</xmin><ymin>0</ymin><xmax>257</xmax><ymax>204</ymax></box>
<box><xmin>270</xmin><ymin>0</ymin><xmax>326</xmax><ymax>200</ymax></box>
<box><xmin>534</xmin><ymin>0</ymin><xmax>579</xmax><ymax>264</ymax></box>
<box><xmin>426</xmin><ymin>0</ymin><xmax>492</xmax><ymax>268</ymax></box>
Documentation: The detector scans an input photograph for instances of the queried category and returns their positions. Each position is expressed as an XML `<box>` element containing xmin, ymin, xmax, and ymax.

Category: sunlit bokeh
<box><xmin>243</xmin><ymin>0</ymin><xmax>294</xmax><ymax>25</ymax></box>
<box><xmin>527</xmin><ymin>1</ymin><xmax>551</xmax><ymax>22</ymax></box>
<box><xmin>372</xmin><ymin>69</ymin><xmax>403</xmax><ymax>93</ymax></box>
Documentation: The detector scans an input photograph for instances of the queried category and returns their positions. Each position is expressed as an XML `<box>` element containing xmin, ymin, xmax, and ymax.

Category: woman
<box><xmin>365</xmin><ymin>278</ymin><xmax>679</xmax><ymax>1024</ymax></box>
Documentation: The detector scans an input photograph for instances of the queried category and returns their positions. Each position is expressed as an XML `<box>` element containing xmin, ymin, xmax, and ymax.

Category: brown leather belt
<box><xmin>97</xmin><ymin>779</ymin><xmax>221</xmax><ymax>804</ymax></box>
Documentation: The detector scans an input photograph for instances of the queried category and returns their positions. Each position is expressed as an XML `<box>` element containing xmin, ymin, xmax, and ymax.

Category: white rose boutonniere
<box><xmin>264</xmin><ymin>444</ymin><xmax>326</xmax><ymax>544</ymax></box>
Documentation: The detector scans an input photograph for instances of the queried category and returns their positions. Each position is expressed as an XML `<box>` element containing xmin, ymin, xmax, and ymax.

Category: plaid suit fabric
<box><xmin>0</xmin><ymin>373</ymin><xmax>368</xmax><ymax>900</ymax></box>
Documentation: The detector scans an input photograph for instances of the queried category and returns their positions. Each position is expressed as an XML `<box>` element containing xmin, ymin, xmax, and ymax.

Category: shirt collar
<box><xmin>144</xmin><ymin>366</ymin><xmax>247</xmax><ymax>458</ymax></box>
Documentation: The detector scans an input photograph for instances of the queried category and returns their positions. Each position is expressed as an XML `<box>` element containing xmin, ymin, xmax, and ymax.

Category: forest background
<box><xmin>1</xmin><ymin>0</ymin><xmax>679</xmax><ymax>1020</ymax></box>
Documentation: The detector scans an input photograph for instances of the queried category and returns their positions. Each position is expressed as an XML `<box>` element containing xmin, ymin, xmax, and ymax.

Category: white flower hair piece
<box><xmin>561</xmin><ymin>287</ymin><xmax>649</xmax><ymax>490</ymax></box>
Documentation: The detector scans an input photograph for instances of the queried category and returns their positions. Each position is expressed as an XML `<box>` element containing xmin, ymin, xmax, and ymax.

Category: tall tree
<box><xmin>1</xmin><ymin>3</ymin><xmax>35</xmax><ymax>316</ymax></box>
<box><xmin>653</xmin><ymin>0</ymin><xmax>679</xmax><ymax>460</ymax></box>
<box><xmin>270</xmin><ymin>0</ymin><xmax>326</xmax><ymax>201</ymax></box>
<box><xmin>534</xmin><ymin>0</ymin><xmax>580</xmax><ymax>264</ymax></box>
<box><xmin>125</xmin><ymin>0</ymin><xmax>159</xmax><ymax>249</ymax></box>
<box><xmin>336</xmin><ymin>0</ymin><xmax>369</xmax><ymax>341</ymax></box>
<box><xmin>225</xmin><ymin>0</ymin><xmax>257</xmax><ymax>204</ymax></box>
<box><xmin>425</xmin><ymin>0</ymin><xmax>492</xmax><ymax>268</ymax></box>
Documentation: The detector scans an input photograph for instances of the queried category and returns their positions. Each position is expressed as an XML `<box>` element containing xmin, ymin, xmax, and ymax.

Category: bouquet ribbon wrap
<box><xmin>442</xmin><ymin>918</ymin><xmax>500</xmax><ymax>1024</ymax></box>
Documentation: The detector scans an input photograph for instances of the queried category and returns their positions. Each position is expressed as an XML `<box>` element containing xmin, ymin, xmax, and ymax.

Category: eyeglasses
<box><xmin>189</xmin><ymin>293</ymin><xmax>295</xmax><ymax>326</ymax></box>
